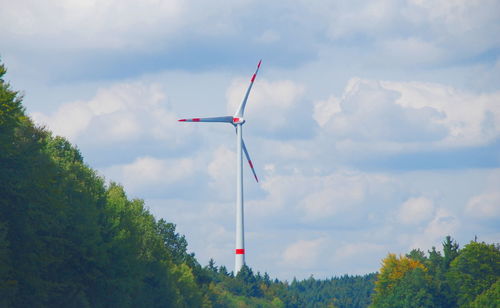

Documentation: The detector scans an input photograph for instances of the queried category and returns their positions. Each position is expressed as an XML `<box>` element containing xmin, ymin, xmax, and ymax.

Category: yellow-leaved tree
<box><xmin>371</xmin><ymin>253</ymin><xmax>430</xmax><ymax>307</ymax></box>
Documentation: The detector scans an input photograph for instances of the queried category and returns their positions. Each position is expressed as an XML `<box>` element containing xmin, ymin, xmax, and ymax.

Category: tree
<box><xmin>469</xmin><ymin>279</ymin><xmax>500</xmax><ymax>308</ymax></box>
<box><xmin>0</xmin><ymin>60</ymin><xmax>24</xmax><ymax>306</ymax></box>
<box><xmin>371</xmin><ymin>253</ymin><xmax>428</xmax><ymax>307</ymax></box>
<box><xmin>156</xmin><ymin>219</ymin><xmax>189</xmax><ymax>264</ymax></box>
<box><xmin>207</xmin><ymin>258</ymin><xmax>218</xmax><ymax>272</ymax></box>
<box><xmin>234</xmin><ymin>265</ymin><xmax>262</xmax><ymax>297</ymax></box>
<box><xmin>406</xmin><ymin>249</ymin><xmax>427</xmax><ymax>263</ymax></box>
<box><xmin>377</xmin><ymin>268</ymin><xmax>436</xmax><ymax>308</ymax></box>
<box><xmin>442</xmin><ymin>236</ymin><xmax>459</xmax><ymax>271</ymax></box>
<box><xmin>171</xmin><ymin>263</ymin><xmax>204</xmax><ymax>307</ymax></box>
<box><xmin>447</xmin><ymin>241</ymin><xmax>500</xmax><ymax>307</ymax></box>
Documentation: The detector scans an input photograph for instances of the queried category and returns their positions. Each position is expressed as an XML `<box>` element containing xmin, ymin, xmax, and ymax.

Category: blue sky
<box><xmin>2</xmin><ymin>0</ymin><xmax>499</xmax><ymax>280</ymax></box>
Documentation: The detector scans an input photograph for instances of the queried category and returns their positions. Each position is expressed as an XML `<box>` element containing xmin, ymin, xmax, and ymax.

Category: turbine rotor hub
<box><xmin>233</xmin><ymin>117</ymin><xmax>245</xmax><ymax>124</ymax></box>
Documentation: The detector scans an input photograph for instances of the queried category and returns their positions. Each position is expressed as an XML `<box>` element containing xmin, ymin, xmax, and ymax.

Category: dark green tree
<box><xmin>447</xmin><ymin>241</ymin><xmax>500</xmax><ymax>307</ymax></box>
<box><xmin>406</xmin><ymin>248</ymin><xmax>426</xmax><ymax>263</ymax></box>
<box><xmin>469</xmin><ymin>279</ymin><xmax>500</xmax><ymax>308</ymax></box>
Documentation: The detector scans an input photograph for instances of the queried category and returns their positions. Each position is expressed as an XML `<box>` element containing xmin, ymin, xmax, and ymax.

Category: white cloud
<box><xmin>333</xmin><ymin>242</ymin><xmax>386</xmax><ymax>262</ymax></box>
<box><xmin>397</xmin><ymin>197</ymin><xmax>435</xmax><ymax>225</ymax></box>
<box><xmin>255</xmin><ymin>30</ymin><xmax>280</xmax><ymax>44</ymax></box>
<box><xmin>327</xmin><ymin>0</ymin><xmax>401</xmax><ymax>40</ymax></box>
<box><xmin>313</xmin><ymin>95</ymin><xmax>341</xmax><ymax>127</ymax></box>
<box><xmin>380</xmin><ymin>37</ymin><xmax>445</xmax><ymax>65</ymax></box>
<box><xmin>33</xmin><ymin>101</ymin><xmax>93</xmax><ymax>140</ymax></box>
<box><xmin>324</xmin><ymin>0</ymin><xmax>500</xmax><ymax>62</ymax></box>
<box><xmin>32</xmin><ymin>81</ymin><xmax>191</xmax><ymax>147</ymax></box>
<box><xmin>411</xmin><ymin>208</ymin><xmax>460</xmax><ymax>249</ymax></box>
<box><xmin>226</xmin><ymin>78</ymin><xmax>309</xmax><ymax>138</ymax></box>
<box><xmin>465</xmin><ymin>192</ymin><xmax>500</xmax><ymax>220</ymax></box>
<box><xmin>207</xmin><ymin>145</ymin><xmax>236</xmax><ymax>199</ymax></box>
<box><xmin>322</xmin><ymin>78</ymin><xmax>447</xmax><ymax>142</ymax></box>
<box><xmin>246</xmin><ymin>174</ymin><xmax>304</xmax><ymax>216</ymax></box>
<box><xmin>405</xmin><ymin>0</ymin><xmax>500</xmax><ymax>53</ymax></box>
<box><xmin>283</xmin><ymin>238</ymin><xmax>325</xmax><ymax>268</ymax></box>
<box><xmin>298</xmin><ymin>173</ymin><xmax>366</xmax><ymax>221</ymax></box>
<box><xmin>315</xmin><ymin>78</ymin><xmax>500</xmax><ymax>151</ymax></box>
<box><xmin>103</xmin><ymin>156</ymin><xmax>195</xmax><ymax>195</ymax></box>
<box><xmin>326</xmin><ymin>241</ymin><xmax>388</xmax><ymax>276</ymax></box>
<box><xmin>246</xmin><ymin>169</ymin><xmax>393</xmax><ymax>223</ymax></box>
<box><xmin>382</xmin><ymin>80</ymin><xmax>500</xmax><ymax>147</ymax></box>
<box><xmin>208</xmin><ymin>146</ymin><xmax>235</xmax><ymax>181</ymax></box>
<box><xmin>0</xmin><ymin>0</ymin><xmax>184</xmax><ymax>51</ymax></box>
<box><xmin>260</xmin><ymin>139</ymin><xmax>312</xmax><ymax>161</ymax></box>
<box><xmin>2</xmin><ymin>0</ymin><xmax>499</xmax><ymax>86</ymax></box>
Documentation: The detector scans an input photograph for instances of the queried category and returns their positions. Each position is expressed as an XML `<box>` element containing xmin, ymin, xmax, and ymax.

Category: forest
<box><xmin>1</xmin><ymin>60</ymin><xmax>499</xmax><ymax>307</ymax></box>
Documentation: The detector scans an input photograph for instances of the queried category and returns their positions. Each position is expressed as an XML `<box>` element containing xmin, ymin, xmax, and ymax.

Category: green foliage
<box><xmin>234</xmin><ymin>265</ymin><xmax>263</xmax><ymax>297</ymax></box>
<box><xmin>0</xmin><ymin>221</ymin><xmax>16</xmax><ymax>307</ymax></box>
<box><xmin>372</xmin><ymin>237</ymin><xmax>499</xmax><ymax>308</ymax></box>
<box><xmin>469</xmin><ymin>279</ymin><xmax>500</xmax><ymax>308</ymax></box>
<box><xmin>157</xmin><ymin>218</ymin><xmax>189</xmax><ymax>264</ymax></box>
<box><xmin>201</xmin><ymin>260</ymin><xmax>375</xmax><ymax>307</ymax></box>
<box><xmin>208</xmin><ymin>282</ymin><xmax>285</xmax><ymax>308</ymax></box>
<box><xmin>372</xmin><ymin>268</ymin><xmax>436</xmax><ymax>308</ymax></box>
<box><xmin>442</xmin><ymin>236</ymin><xmax>460</xmax><ymax>271</ymax></box>
<box><xmin>406</xmin><ymin>248</ymin><xmax>427</xmax><ymax>263</ymax></box>
<box><xmin>171</xmin><ymin>263</ymin><xmax>204</xmax><ymax>307</ymax></box>
<box><xmin>273</xmin><ymin>274</ymin><xmax>376</xmax><ymax>308</ymax></box>
<box><xmin>0</xmin><ymin>61</ymin><xmax>25</xmax><ymax>148</ymax></box>
<box><xmin>447</xmin><ymin>241</ymin><xmax>500</xmax><ymax>307</ymax></box>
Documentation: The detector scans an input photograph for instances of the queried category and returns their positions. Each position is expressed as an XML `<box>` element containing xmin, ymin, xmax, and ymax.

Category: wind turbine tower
<box><xmin>178</xmin><ymin>60</ymin><xmax>261</xmax><ymax>274</ymax></box>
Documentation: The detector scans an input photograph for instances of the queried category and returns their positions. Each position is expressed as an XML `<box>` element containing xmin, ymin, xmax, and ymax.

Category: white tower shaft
<box><xmin>235</xmin><ymin>123</ymin><xmax>245</xmax><ymax>273</ymax></box>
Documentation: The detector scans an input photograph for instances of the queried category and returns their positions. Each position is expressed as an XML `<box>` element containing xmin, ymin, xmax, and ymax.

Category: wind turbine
<box><xmin>178</xmin><ymin>60</ymin><xmax>261</xmax><ymax>274</ymax></box>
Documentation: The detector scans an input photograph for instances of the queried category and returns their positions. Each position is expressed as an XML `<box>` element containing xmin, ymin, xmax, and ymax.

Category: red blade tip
<box><xmin>178</xmin><ymin>119</ymin><xmax>186</xmax><ymax>122</ymax></box>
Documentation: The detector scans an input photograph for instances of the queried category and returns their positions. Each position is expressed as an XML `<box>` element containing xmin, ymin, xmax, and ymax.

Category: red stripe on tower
<box><xmin>235</xmin><ymin>249</ymin><xmax>245</xmax><ymax>254</ymax></box>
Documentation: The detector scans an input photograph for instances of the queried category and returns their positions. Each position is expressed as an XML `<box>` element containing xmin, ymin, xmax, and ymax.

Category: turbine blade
<box><xmin>234</xmin><ymin>60</ymin><xmax>262</xmax><ymax>118</ymax></box>
<box><xmin>242</xmin><ymin>138</ymin><xmax>259</xmax><ymax>183</ymax></box>
<box><xmin>178</xmin><ymin>116</ymin><xmax>233</xmax><ymax>123</ymax></box>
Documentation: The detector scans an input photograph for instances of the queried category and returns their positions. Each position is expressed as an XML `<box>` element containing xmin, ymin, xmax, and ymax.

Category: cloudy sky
<box><xmin>2</xmin><ymin>0</ymin><xmax>499</xmax><ymax>280</ymax></box>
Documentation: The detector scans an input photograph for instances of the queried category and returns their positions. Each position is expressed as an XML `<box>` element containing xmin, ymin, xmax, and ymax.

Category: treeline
<box><xmin>204</xmin><ymin>264</ymin><xmax>376</xmax><ymax>307</ymax></box>
<box><xmin>370</xmin><ymin>236</ymin><xmax>500</xmax><ymax>308</ymax></box>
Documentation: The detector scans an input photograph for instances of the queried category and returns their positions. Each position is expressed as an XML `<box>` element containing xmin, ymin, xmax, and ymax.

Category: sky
<box><xmin>1</xmin><ymin>0</ymin><xmax>499</xmax><ymax>280</ymax></box>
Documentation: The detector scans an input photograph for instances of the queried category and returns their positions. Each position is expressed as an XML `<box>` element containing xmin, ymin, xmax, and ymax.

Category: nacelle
<box><xmin>233</xmin><ymin>117</ymin><xmax>245</xmax><ymax>124</ymax></box>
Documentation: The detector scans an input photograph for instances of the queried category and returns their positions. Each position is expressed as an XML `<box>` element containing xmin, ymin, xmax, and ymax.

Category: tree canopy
<box><xmin>371</xmin><ymin>237</ymin><xmax>500</xmax><ymax>308</ymax></box>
